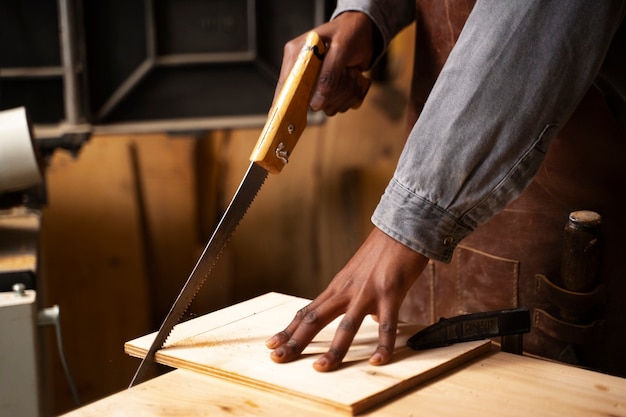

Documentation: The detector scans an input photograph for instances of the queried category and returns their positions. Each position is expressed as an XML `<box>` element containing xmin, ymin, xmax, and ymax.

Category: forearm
<box><xmin>373</xmin><ymin>0</ymin><xmax>626</xmax><ymax>263</ymax></box>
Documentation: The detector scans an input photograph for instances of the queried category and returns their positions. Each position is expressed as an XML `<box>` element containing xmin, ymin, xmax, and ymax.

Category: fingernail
<box><xmin>370</xmin><ymin>352</ymin><xmax>383</xmax><ymax>365</ymax></box>
<box><xmin>271</xmin><ymin>349</ymin><xmax>284</xmax><ymax>360</ymax></box>
<box><xmin>310</xmin><ymin>95</ymin><xmax>323</xmax><ymax>111</ymax></box>
<box><xmin>314</xmin><ymin>357</ymin><xmax>328</xmax><ymax>370</ymax></box>
<box><xmin>265</xmin><ymin>336</ymin><xmax>277</xmax><ymax>348</ymax></box>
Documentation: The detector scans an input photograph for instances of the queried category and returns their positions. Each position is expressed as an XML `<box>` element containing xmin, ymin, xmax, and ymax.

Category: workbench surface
<box><xmin>63</xmin><ymin>348</ymin><xmax>626</xmax><ymax>417</ymax></box>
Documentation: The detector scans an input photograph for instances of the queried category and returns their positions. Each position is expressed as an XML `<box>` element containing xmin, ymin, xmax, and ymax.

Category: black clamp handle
<box><xmin>407</xmin><ymin>308</ymin><xmax>531</xmax><ymax>351</ymax></box>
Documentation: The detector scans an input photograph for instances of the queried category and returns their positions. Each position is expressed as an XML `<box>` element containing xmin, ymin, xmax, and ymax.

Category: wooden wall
<box><xmin>39</xmin><ymin>25</ymin><xmax>415</xmax><ymax>416</ymax></box>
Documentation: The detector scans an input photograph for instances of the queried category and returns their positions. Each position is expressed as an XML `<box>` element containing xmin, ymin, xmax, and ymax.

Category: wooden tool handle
<box><xmin>249</xmin><ymin>31</ymin><xmax>369</xmax><ymax>174</ymax></box>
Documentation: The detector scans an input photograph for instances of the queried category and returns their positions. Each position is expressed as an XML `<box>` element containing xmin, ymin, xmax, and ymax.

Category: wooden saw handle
<box><xmin>249</xmin><ymin>31</ymin><xmax>370</xmax><ymax>174</ymax></box>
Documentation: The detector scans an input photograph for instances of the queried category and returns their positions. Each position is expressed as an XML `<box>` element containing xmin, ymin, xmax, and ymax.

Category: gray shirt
<box><xmin>333</xmin><ymin>0</ymin><xmax>626</xmax><ymax>262</ymax></box>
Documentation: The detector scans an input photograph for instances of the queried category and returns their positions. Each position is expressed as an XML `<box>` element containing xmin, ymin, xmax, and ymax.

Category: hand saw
<box><xmin>130</xmin><ymin>31</ymin><xmax>369</xmax><ymax>387</ymax></box>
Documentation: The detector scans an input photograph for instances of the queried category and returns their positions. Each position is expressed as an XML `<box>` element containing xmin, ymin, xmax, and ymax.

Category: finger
<box><xmin>265</xmin><ymin>298</ymin><xmax>322</xmax><ymax>349</ymax></box>
<box><xmin>264</xmin><ymin>329</ymin><xmax>290</xmax><ymax>350</ymax></box>
<box><xmin>269</xmin><ymin>297</ymin><xmax>344</xmax><ymax>363</ymax></box>
<box><xmin>266</xmin><ymin>286</ymin><xmax>342</xmax><ymax>350</ymax></box>
<box><xmin>369</xmin><ymin>314</ymin><xmax>398</xmax><ymax>366</ymax></box>
<box><xmin>313</xmin><ymin>314</ymin><xmax>365</xmax><ymax>372</ymax></box>
<box><xmin>309</xmin><ymin>36</ymin><xmax>347</xmax><ymax>112</ymax></box>
<box><xmin>310</xmin><ymin>67</ymin><xmax>337</xmax><ymax>112</ymax></box>
<box><xmin>347</xmin><ymin>68</ymin><xmax>371</xmax><ymax>110</ymax></box>
<box><xmin>321</xmin><ymin>68</ymin><xmax>370</xmax><ymax>115</ymax></box>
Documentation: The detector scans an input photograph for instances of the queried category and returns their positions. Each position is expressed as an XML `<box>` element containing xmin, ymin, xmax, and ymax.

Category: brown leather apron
<box><xmin>399</xmin><ymin>0</ymin><xmax>626</xmax><ymax>377</ymax></box>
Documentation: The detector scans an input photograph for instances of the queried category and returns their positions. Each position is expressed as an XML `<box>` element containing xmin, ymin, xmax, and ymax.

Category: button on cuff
<box><xmin>442</xmin><ymin>236</ymin><xmax>455</xmax><ymax>246</ymax></box>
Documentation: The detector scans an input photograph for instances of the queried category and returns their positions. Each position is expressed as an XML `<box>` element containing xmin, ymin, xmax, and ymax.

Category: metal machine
<box><xmin>0</xmin><ymin>106</ymin><xmax>45</xmax><ymax>417</ymax></box>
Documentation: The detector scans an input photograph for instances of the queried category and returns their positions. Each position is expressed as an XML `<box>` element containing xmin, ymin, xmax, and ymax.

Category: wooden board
<box><xmin>63</xmin><ymin>353</ymin><xmax>626</xmax><ymax>417</ymax></box>
<box><xmin>125</xmin><ymin>292</ymin><xmax>491</xmax><ymax>415</ymax></box>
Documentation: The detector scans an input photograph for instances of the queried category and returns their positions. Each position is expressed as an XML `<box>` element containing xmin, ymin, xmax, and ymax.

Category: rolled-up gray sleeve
<box><xmin>372</xmin><ymin>0</ymin><xmax>626</xmax><ymax>263</ymax></box>
<box><xmin>331</xmin><ymin>0</ymin><xmax>416</xmax><ymax>60</ymax></box>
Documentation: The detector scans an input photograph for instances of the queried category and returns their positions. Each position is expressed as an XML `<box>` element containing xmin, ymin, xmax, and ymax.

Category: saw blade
<box><xmin>129</xmin><ymin>31</ymin><xmax>331</xmax><ymax>387</ymax></box>
<box><xmin>130</xmin><ymin>162</ymin><xmax>267</xmax><ymax>386</ymax></box>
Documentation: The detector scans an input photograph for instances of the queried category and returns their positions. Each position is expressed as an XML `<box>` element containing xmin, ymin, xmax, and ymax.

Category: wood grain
<box><xmin>63</xmin><ymin>350</ymin><xmax>626</xmax><ymax>417</ymax></box>
<box><xmin>125</xmin><ymin>292</ymin><xmax>490</xmax><ymax>414</ymax></box>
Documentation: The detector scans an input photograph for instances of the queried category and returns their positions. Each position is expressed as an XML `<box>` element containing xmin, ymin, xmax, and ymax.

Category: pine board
<box><xmin>125</xmin><ymin>292</ymin><xmax>491</xmax><ymax>414</ymax></box>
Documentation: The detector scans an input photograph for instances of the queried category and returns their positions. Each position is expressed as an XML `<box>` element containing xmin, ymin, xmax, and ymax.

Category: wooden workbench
<box><xmin>63</xmin><ymin>347</ymin><xmax>626</xmax><ymax>417</ymax></box>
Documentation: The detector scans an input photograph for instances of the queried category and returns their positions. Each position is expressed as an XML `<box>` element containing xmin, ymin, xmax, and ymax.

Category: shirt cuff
<box><xmin>371</xmin><ymin>178</ymin><xmax>474</xmax><ymax>263</ymax></box>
